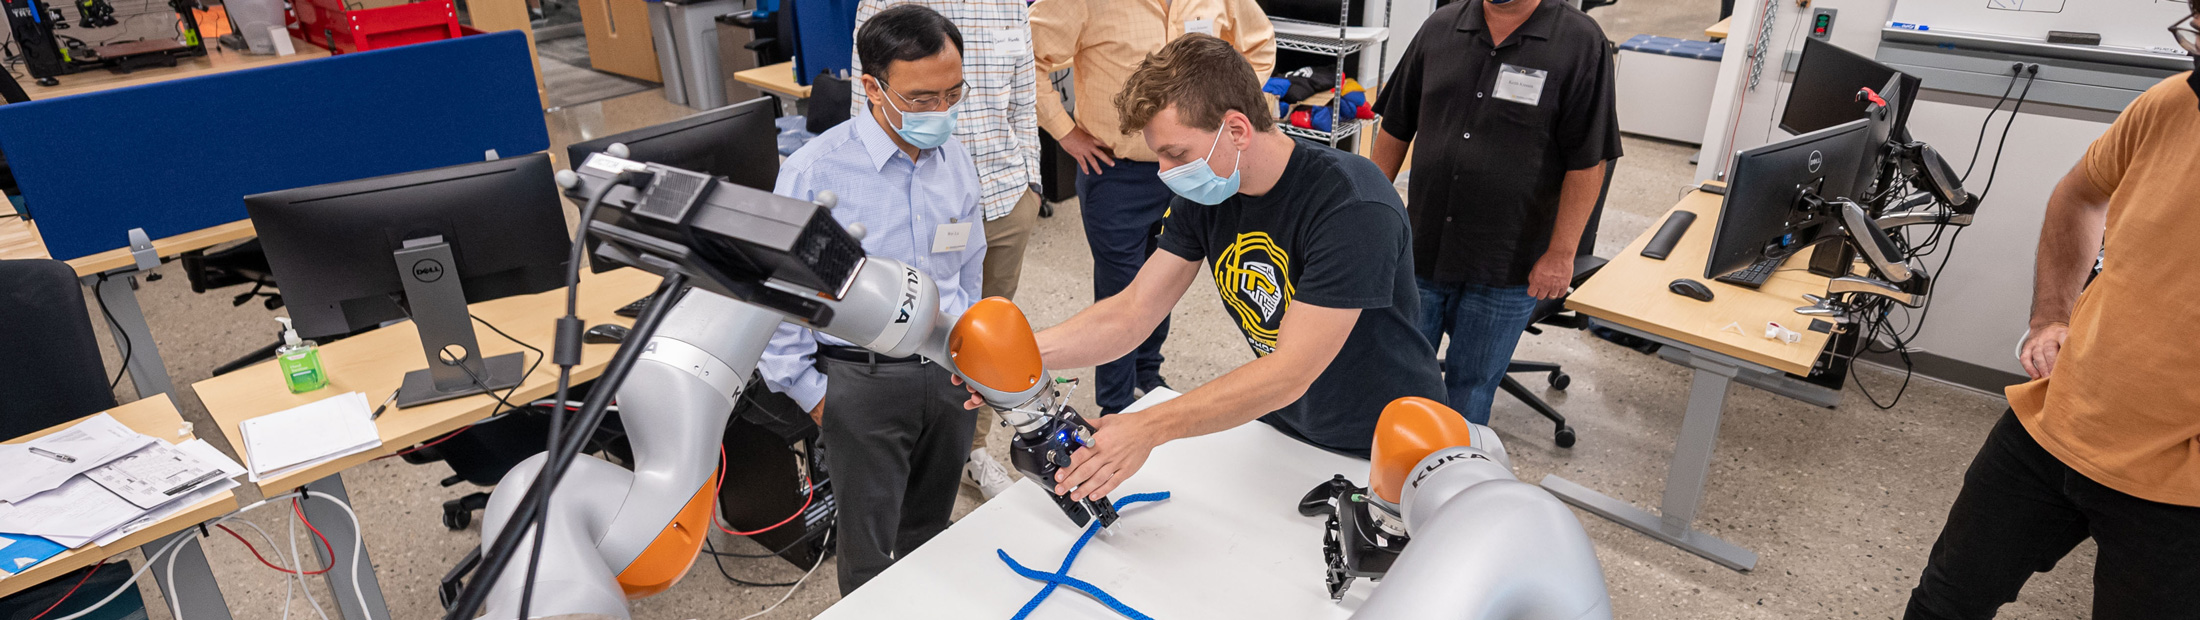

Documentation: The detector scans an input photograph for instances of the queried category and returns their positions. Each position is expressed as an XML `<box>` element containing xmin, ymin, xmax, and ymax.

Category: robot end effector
<box><xmin>949</xmin><ymin>298</ymin><xmax>1120</xmax><ymax>529</ymax></box>
<box><xmin>1303</xmin><ymin>398</ymin><xmax>1611</xmax><ymax>619</ymax></box>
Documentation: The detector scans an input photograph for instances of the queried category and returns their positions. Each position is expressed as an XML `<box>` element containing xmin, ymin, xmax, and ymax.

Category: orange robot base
<box><xmin>615</xmin><ymin>473</ymin><xmax>719</xmax><ymax>599</ymax></box>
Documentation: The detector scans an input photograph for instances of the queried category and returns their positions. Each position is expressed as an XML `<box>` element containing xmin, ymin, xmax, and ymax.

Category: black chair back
<box><xmin>0</xmin><ymin>259</ymin><xmax>117</xmax><ymax>439</ymax></box>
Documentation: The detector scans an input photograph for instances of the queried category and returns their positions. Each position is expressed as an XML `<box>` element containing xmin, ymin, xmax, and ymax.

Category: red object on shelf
<box><xmin>291</xmin><ymin>0</ymin><xmax>468</xmax><ymax>54</ymax></box>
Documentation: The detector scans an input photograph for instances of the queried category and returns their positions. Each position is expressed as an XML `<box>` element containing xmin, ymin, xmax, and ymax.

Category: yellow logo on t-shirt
<box><xmin>1214</xmin><ymin>232</ymin><xmax>1292</xmax><ymax>355</ymax></box>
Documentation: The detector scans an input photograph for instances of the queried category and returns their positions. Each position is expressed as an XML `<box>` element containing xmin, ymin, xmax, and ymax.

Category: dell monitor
<box><xmin>1706</xmin><ymin>118</ymin><xmax>1873</xmax><ymax>281</ymax></box>
<box><xmin>567</xmin><ymin>97</ymin><xmax>780</xmax><ymax>192</ymax></box>
<box><xmin>1781</xmin><ymin>38</ymin><xmax>1919</xmax><ymax>138</ymax></box>
<box><xmin>247</xmin><ymin>153</ymin><xmax>570</xmax><ymax>408</ymax></box>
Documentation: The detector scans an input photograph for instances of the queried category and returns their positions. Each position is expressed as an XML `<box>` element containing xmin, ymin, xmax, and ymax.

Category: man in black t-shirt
<box><xmin>1015</xmin><ymin>34</ymin><xmax>1443</xmax><ymax>503</ymax></box>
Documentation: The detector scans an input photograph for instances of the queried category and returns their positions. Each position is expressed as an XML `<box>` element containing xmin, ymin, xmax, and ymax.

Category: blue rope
<box><xmin>998</xmin><ymin>491</ymin><xmax>1171</xmax><ymax>620</ymax></box>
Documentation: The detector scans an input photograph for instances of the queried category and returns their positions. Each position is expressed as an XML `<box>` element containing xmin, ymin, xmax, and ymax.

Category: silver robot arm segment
<box><xmin>1353</xmin><ymin>445</ymin><xmax>1612</xmax><ymax>620</ymax></box>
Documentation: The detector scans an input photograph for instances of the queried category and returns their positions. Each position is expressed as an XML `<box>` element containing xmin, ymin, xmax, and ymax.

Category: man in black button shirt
<box><xmin>1006</xmin><ymin>34</ymin><xmax>1442</xmax><ymax>502</ymax></box>
<box><xmin>1372</xmin><ymin>0</ymin><xmax>1621</xmax><ymax>426</ymax></box>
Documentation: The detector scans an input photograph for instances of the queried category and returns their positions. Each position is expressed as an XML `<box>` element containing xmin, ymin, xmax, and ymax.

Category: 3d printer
<box><xmin>2</xmin><ymin>0</ymin><xmax>208</xmax><ymax>86</ymax></box>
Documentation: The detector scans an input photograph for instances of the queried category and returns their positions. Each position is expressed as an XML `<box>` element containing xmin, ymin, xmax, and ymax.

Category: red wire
<box><xmin>292</xmin><ymin>499</ymin><xmax>338</xmax><ymax>568</ymax></box>
<box><xmin>25</xmin><ymin>561</ymin><xmax>102</xmax><ymax>620</ymax></box>
<box><xmin>713</xmin><ymin>447</ymin><xmax>814</xmax><ymax>537</ymax></box>
<box><xmin>213</xmin><ymin>524</ymin><xmax>330</xmax><ymax>576</ymax></box>
<box><xmin>372</xmin><ymin>426</ymin><xmax>471</xmax><ymax>461</ymax></box>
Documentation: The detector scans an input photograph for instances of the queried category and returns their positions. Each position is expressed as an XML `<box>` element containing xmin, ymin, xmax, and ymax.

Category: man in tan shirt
<box><xmin>1903</xmin><ymin>11</ymin><xmax>2200</xmax><ymax>618</ymax></box>
<box><xmin>1029</xmin><ymin>0</ymin><xmax>1275</xmax><ymax>414</ymax></box>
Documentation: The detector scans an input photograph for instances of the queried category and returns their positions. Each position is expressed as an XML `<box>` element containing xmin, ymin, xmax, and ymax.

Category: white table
<box><xmin>820</xmin><ymin>389</ymin><xmax>1375</xmax><ymax>619</ymax></box>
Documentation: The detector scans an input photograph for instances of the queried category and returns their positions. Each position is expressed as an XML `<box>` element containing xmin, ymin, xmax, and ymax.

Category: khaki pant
<box><xmin>972</xmin><ymin>189</ymin><xmax>1042</xmax><ymax>451</ymax></box>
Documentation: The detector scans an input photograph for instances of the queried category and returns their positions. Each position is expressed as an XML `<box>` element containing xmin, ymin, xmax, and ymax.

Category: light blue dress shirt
<box><xmin>758</xmin><ymin>111</ymin><xmax>987</xmax><ymax>412</ymax></box>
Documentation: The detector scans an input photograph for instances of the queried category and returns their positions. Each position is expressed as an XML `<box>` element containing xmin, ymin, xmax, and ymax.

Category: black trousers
<box><xmin>819</xmin><ymin>357</ymin><xmax>976</xmax><ymax>595</ymax></box>
<box><xmin>1075</xmin><ymin>160</ymin><xmax>1172</xmax><ymax>413</ymax></box>
<box><xmin>1905</xmin><ymin>410</ymin><xmax>2200</xmax><ymax>619</ymax></box>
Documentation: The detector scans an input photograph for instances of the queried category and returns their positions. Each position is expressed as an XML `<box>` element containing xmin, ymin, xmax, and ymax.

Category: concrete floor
<box><xmin>73</xmin><ymin>0</ymin><xmax>2098</xmax><ymax>617</ymax></box>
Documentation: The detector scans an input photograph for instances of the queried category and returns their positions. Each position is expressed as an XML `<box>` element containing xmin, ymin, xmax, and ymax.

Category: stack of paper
<box><xmin>0</xmin><ymin>414</ymin><xmax>157</xmax><ymax>503</ymax></box>
<box><xmin>0</xmin><ymin>415</ymin><xmax>242</xmax><ymax>555</ymax></box>
<box><xmin>241</xmin><ymin>392</ymin><xmax>383</xmax><ymax>482</ymax></box>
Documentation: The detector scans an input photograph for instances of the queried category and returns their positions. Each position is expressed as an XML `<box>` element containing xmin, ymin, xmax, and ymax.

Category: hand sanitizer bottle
<box><xmin>275</xmin><ymin>317</ymin><xmax>328</xmax><ymax>393</ymax></box>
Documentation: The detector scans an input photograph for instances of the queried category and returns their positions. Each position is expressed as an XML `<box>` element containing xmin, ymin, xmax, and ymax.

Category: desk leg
<box><xmin>148</xmin><ymin>530</ymin><xmax>234</xmax><ymax>620</ymax></box>
<box><xmin>84</xmin><ymin>271</ymin><xmax>173</xmax><ymax>399</ymax></box>
<box><xmin>1541</xmin><ymin>361</ymin><xmax>1759</xmax><ymax>572</ymax></box>
<box><xmin>304</xmin><ymin>476</ymin><xmax>393</xmax><ymax>620</ymax></box>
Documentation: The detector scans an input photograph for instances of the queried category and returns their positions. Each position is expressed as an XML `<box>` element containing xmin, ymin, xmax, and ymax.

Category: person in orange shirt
<box><xmin>1903</xmin><ymin>8</ymin><xmax>2200</xmax><ymax>619</ymax></box>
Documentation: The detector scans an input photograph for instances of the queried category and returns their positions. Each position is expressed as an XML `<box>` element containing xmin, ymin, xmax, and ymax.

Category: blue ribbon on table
<box><xmin>996</xmin><ymin>491</ymin><xmax>1172</xmax><ymax>620</ymax></box>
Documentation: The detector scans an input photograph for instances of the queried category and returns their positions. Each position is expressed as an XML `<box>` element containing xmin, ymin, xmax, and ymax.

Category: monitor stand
<box><xmin>393</xmin><ymin>236</ymin><xmax>525</xmax><ymax>408</ymax></box>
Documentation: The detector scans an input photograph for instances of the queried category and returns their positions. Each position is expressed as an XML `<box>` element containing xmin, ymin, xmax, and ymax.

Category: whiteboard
<box><xmin>1888</xmin><ymin>0</ymin><xmax>2193</xmax><ymax>56</ymax></box>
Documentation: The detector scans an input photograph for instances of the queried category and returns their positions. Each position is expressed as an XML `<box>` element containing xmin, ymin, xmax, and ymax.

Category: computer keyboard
<box><xmin>614</xmin><ymin>295</ymin><xmax>651</xmax><ymax>318</ymax></box>
<box><xmin>1714</xmin><ymin>256</ymin><xmax>1783</xmax><ymax>289</ymax></box>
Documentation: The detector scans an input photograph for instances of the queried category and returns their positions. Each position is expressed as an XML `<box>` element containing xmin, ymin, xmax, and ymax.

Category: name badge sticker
<box><xmin>932</xmin><ymin>221</ymin><xmax>974</xmax><ymax>253</ymax></box>
<box><xmin>1492</xmin><ymin>64</ymin><xmax>1548</xmax><ymax>107</ymax></box>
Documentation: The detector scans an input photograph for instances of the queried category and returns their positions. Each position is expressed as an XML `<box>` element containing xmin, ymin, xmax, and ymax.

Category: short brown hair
<box><xmin>1115</xmin><ymin>34</ymin><xmax>1276</xmax><ymax>134</ymax></box>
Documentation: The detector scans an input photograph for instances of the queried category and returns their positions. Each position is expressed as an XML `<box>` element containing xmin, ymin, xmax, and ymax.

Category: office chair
<box><xmin>0</xmin><ymin>259</ymin><xmax>120</xmax><ymax>440</ymax></box>
<box><xmin>1496</xmin><ymin>158</ymin><xmax>1617</xmax><ymax>448</ymax></box>
<box><xmin>182</xmin><ymin>240</ymin><xmax>289</xmax><ymax>375</ymax></box>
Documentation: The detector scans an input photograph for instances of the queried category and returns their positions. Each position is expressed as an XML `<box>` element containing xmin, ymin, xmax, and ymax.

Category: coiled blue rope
<box><xmin>997</xmin><ymin>491</ymin><xmax>1171</xmax><ymax>620</ymax></box>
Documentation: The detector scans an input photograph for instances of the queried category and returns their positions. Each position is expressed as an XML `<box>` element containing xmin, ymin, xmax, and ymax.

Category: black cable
<box><xmin>1961</xmin><ymin>65</ymin><xmax>2024</xmax><ymax>183</ymax></box>
<box><xmin>1972</xmin><ymin>68</ymin><xmax>2038</xmax><ymax>206</ymax></box>
<box><xmin>700</xmin><ymin>529</ymin><xmax>818</xmax><ymax>559</ymax></box>
<box><xmin>703</xmin><ymin>537</ymin><xmax>804</xmax><ymax>587</ymax></box>
<box><xmin>444</xmin><ymin>177</ymin><xmax>665</xmax><ymax>620</ymax></box>
<box><xmin>467</xmin><ymin>314</ymin><xmax>546</xmax><ymax>413</ymax></box>
<box><xmin>514</xmin><ymin>174</ymin><xmax>627</xmax><ymax>620</ymax></box>
<box><xmin>91</xmin><ymin>274</ymin><xmax>133</xmax><ymax>391</ymax></box>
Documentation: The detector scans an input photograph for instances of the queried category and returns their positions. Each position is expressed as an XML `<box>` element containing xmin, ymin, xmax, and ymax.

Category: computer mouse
<box><xmin>1668</xmin><ymin>278</ymin><xmax>1715</xmax><ymax>302</ymax></box>
<box><xmin>584</xmin><ymin>323</ymin><xmax>630</xmax><ymax>344</ymax></box>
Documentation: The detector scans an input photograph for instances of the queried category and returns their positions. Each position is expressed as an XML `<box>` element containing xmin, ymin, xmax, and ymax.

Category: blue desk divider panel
<box><xmin>0</xmin><ymin>30</ymin><xmax>549</xmax><ymax>262</ymax></box>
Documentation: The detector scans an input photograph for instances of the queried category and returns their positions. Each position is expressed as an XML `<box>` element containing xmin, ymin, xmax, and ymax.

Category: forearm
<box><xmin>2029</xmin><ymin>166</ymin><xmax>2110</xmax><ymax>328</ymax></box>
<box><xmin>1036</xmin><ymin>292</ymin><xmax>1163</xmax><ymax>368</ymax></box>
<box><xmin>1545</xmin><ymin>162</ymin><xmax>1604</xmax><ymax>259</ymax></box>
<box><xmin>1373</xmin><ymin>130</ymin><xmax>1410</xmax><ymax>181</ymax></box>
<box><xmin>1035</xmin><ymin>74</ymin><xmax>1078</xmax><ymax>139</ymax></box>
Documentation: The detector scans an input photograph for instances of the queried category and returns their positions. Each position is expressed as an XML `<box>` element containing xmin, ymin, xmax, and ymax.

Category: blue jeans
<box><xmin>1076</xmin><ymin>160</ymin><xmax>1173</xmax><ymax>413</ymax></box>
<box><xmin>1415</xmin><ymin>278</ymin><xmax>1537</xmax><ymax>426</ymax></box>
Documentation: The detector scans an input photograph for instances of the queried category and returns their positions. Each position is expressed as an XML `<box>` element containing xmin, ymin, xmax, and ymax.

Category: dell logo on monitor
<box><xmin>412</xmin><ymin>259</ymin><xmax>446</xmax><ymax>282</ymax></box>
<box><xmin>1808</xmin><ymin>150</ymin><xmax>1824</xmax><ymax>174</ymax></box>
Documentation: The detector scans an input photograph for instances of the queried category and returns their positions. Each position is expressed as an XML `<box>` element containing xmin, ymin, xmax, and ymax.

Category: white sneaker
<box><xmin>964</xmin><ymin>449</ymin><xmax>1016</xmax><ymax>499</ymax></box>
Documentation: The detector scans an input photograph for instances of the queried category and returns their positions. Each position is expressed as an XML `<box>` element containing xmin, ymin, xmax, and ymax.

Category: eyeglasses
<box><xmin>879</xmin><ymin>79</ymin><xmax>967</xmax><ymax>112</ymax></box>
<box><xmin>2171</xmin><ymin>15</ymin><xmax>2200</xmax><ymax>56</ymax></box>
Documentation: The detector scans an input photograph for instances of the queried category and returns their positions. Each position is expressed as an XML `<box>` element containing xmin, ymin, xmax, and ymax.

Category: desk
<box><xmin>25</xmin><ymin>42</ymin><xmax>329</xmax><ymax>101</ymax></box>
<box><xmin>1706</xmin><ymin>17</ymin><xmax>1732</xmax><ymax>40</ymax></box>
<box><xmin>0</xmin><ymin>395</ymin><xmax>239</xmax><ymax>620</ymax></box>
<box><xmin>1548</xmin><ymin>187</ymin><xmax>1841</xmax><ymax>572</ymax></box>
<box><xmin>191</xmin><ymin>266</ymin><xmax>661</xmax><ymax>620</ymax></box>
<box><xmin>732</xmin><ymin>61</ymin><xmax>811</xmax><ymax>99</ymax></box>
<box><xmin>821</xmin><ymin>389</ymin><xmax>1371</xmax><ymax>619</ymax></box>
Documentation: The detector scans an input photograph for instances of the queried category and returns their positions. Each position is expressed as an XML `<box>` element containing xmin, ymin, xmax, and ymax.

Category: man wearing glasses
<box><xmin>1902</xmin><ymin>7</ymin><xmax>2200</xmax><ymax>619</ymax></box>
<box><xmin>757</xmin><ymin>4</ymin><xmax>984</xmax><ymax>594</ymax></box>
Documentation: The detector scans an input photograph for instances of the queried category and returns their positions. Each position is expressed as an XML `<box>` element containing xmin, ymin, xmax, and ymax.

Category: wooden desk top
<box><xmin>25</xmin><ymin>41</ymin><xmax>330</xmax><ymax>101</ymax></box>
<box><xmin>0</xmin><ymin>395</ymin><xmax>239</xmax><ymax>598</ymax></box>
<box><xmin>733</xmin><ymin>61</ymin><xmax>811</xmax><ymax>99</ymax></box>
<box><xmin>1566</xmin><ymin>188</ymin><xmax>1834</xmax><ymax>376</ymax></box>
<box><xmin>1706</xmin><ymin>17</ymin><xmax>1732</xmax><ymax>40</ymax></box>
<box><xmin>193</xmin><ymin>267</ymin><xmax>662</xmax><ymax>495</ymax></box>
<box><xmin>0</xmin><ymin>218</ymin><xmax>255</xmax><ymax>276</ymax></box>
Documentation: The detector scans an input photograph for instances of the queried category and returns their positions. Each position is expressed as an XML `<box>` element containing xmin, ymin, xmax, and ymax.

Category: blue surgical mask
<box><xmin>1157</xmin><ymin>127</ymin><xmax>1242</xmax><ymax>205</ymax></box>
<box><xmin>879</xmin><ymin>79</ymin><xmax>959</xmax><ymax>150</ymax></box>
